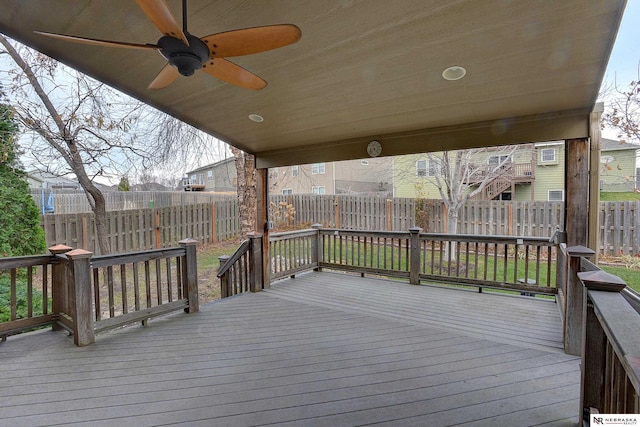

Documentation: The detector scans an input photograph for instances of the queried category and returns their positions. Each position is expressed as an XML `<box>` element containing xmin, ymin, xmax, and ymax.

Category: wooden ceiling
<box><xmin>0</xmin><ymin>1</ymin><xmax>626</xmax><ymax>168</ymax></box>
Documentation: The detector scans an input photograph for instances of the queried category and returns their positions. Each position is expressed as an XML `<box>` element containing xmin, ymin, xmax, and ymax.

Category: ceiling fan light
<box><xmin>442</xmin><ymin>65</ymin><xmax>466</xmax><ymax>81</ymax></box>
<box><xmin>249</xmin><ymin>114</ymin><xmax>264</xmax><ymax>122</ymax></box>
<box><xmin>170</xmin><ymin>52</ymin><xmax>203</xmax><ymax>76</ymax></box>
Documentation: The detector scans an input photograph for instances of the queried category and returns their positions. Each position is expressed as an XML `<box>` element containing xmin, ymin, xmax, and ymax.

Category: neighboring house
<box><xmin>393</xmin><ymin>138</ymin><xmax>638</xmax><ymax>201</ymax></box>
<box><xmin>599</xmin><ymin>138</ymin><xmax>638</xmax><ymax>192</ymax></box>
<box><xmin>183</xmin><ymin>158</ymin><xmax>237</xmax><ymax>193</ymax></box>
<box><xmin>269</xmin><ymin>158</ymin><xmax>394</xmax><ymax>196</ymax></box>
<box><xmin>393</xmin><ymin>145</ymin><xmax>537</xmax><ymax>200</ymax></box>
<box><xmin>26</xmin><ymin>170</ymin><xmax>81</xmax><ymax>191</ymax></box>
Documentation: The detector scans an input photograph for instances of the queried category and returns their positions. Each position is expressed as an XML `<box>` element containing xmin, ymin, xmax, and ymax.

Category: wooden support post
<box><xmin>256</xmin><ymin>167</ymin><xmax>270</xmax><ymax>289</ymax></box>
<box><xmin>311</xmin><ymin>223</ymin><xmax>322</xmax><ymax>271</ymax></box>
<box><xmin>578</xmin><ymin>270</ymin><xmax>627</xmax><ymax>419</ymax></box>
<box><xmin>565</xmin><ymin>138</ymin><xmax>590</xmax><ymax>247</ymax></box>
<box><xmin>564</xmin><ymin>245</ymin><xmax>595</xmax><ymax>356</ymax></box>
<box><xmin>179</xmin><ymin>238</ymin><xmax>199</xmax><ymax>313</ymax></box>
<box><xmin>589</xmin><ymin>106</ymin><xmax>603</xmax><ymax>263</ymax></box>
<box><xmin>409</xmin><ymin>227</ymin><xmax>423</xmax><ymax>285</ymax></box>
<box><xmin>65</xmin><ymin>248</ymin><xmax>95</xmax><ymax>347</ymax></box>
<box><xmin>248</xmin><ymin>232</ymin><xmax>263</xmax><ymax>293</ymax></box>
<box><xmin>218</xmin><ymin>255</ymin><xmax>230</xmax><ymax>299</ymax></box>
<box><xmin>49</xmin><ymin>244</ymin><xmax>73</xmax><ymax>332</ymax></box>
<box><xmin>386</xmin><ymin>199</ymin><xmax>392</xmax><ymax>231</ymax></box>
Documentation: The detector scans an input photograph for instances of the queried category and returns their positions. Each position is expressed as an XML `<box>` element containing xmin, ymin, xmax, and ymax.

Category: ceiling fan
<box><xmin>35</xmin><ymin>0</ymin><xmax>301</xmax><ymax>90</ymax></box>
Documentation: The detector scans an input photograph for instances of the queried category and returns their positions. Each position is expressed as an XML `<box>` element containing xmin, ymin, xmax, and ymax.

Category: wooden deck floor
<box><xmin>0</xmin><ymin>272</ymin><xmax>580</xmax><ymax>427</ymax></box>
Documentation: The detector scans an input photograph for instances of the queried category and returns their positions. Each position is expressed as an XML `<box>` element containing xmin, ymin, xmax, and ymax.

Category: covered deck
<box><xmin>1</xmin><ymin>272</ymin><xmax>579</xmax><ymax>426</ymax></box>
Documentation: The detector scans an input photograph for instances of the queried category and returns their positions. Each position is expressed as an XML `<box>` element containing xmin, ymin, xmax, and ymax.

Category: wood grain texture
<box><xmin>0</xmin><ymin>272</ymin><xmax>579</xmax><ymax>426</ymax></box>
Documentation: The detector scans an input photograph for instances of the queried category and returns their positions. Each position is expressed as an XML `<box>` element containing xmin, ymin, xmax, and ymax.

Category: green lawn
<box><xmin>600</xmin><ymin>192</ymin><xmax>640</xmax><ymax>201</ymax></box>
<box><xmin>598</xmin><ymin>264</ymin><xmax>640</xmax><ymax>293</ymax></box>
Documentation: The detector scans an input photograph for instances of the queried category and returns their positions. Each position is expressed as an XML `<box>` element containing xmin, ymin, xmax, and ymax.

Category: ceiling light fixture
<box><xmin>248</xmin><ymin>113</ymin><xmax>264</xmax><ymax>122</ymax></box>
<box><xmin>442</xmin><ymin>65</ymin><xmax>466</xmax><ymax>81</ymax></box>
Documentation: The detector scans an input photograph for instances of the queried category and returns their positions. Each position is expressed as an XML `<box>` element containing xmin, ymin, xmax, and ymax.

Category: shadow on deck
<box><xmin>1</xmin><ymin>272</ymin><xmax>579</xmax><ymax>426</ymax></box>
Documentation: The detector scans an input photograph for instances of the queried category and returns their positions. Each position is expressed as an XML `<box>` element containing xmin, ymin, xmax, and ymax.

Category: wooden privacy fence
<box><xmin>41</xmin><ymin>203</ymin><xmax>238</xmax><ymax>255</ymax></box>
<box><xmin>39</xmin><ymin>195</ymin><xmax>640</xmax><ymax>256</ymax></box>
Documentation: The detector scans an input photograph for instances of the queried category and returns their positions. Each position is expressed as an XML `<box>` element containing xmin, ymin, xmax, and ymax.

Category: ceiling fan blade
<box><xmin>201</xmin><ymin>58</ymin><xmax>267</xmax><ymax>90</ymax></box>
<box><xmin>135</xmin><ymin>0</ymin><xmax>190</xmax><ymax>46</ymax></box>
<box><xmin>34</xmin><ymin>31</ymin><xmax>160</xmax><ymax>50</ymax></box>
<box><xmin>201</xmin><ymin>24</ymin><xmax>301</xmax><ymax>58</ymax></box>
<box><xmin>148</xmin><ymin>63</ymin><xmax>180</xmax><ymax>89</ymax></box>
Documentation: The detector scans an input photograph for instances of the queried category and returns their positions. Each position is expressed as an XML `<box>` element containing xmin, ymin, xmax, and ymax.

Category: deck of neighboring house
<box><xmin>1</xmin><ymin>271</ymin><xmax>580</xmax><ymax>427</ymax></box>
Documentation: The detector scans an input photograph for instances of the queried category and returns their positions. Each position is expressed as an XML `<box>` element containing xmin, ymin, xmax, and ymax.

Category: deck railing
<box><xmin>0</xmin><ymin>254</ymin><xmax>56</xmax><ymax>341</ymax></box>
<box><xmin>90</xmin><ymin>239</ymin><xmax>199</xmax><ymax>334</ymax></box>
<box><xmin>0</xmin><ymin>239</ymin><xmax>199</xmax><ymax>346</ymax></box>
<box><xmin>563</xmin><ymin>247</ymin><xmax>640</xmax><ymax>419</ymax></box>
<box><xmin>265</xmin><ymin>226</ymin><xmax>558</xmax><ymax>295</ymax></box>
<box><xmin>217</xmin><ymin>233</ymin><xmax>263</xmax><ymax>298</ymax></box>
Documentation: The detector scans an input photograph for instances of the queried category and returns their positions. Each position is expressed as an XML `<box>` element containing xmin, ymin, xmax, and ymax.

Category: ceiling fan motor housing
<box><xmin>158</xmin><ymin>34</ymin><xmax>209</xmax><ymax>76</ymax></box>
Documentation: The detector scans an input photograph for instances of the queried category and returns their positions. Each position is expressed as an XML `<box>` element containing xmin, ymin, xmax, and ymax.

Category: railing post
<box><xmin>577</xmin><ymin>270</ymin><xmax>627</xmax><ymax>420</ymax></box>
<box><xmin>179</xmin><ymin>238</ymin><xmax>199</xmax><ymax>313</ymax></box>
<box><xmin>65</xmin><ymin>248</ymin><xmax>95</xmax><ymax>347</ymax></box>
<box><xmin>312</xmin><ymin>224</ymin><xmax>323</xmax><ymax>271</ymax></box>
<box><xmin>248</xmin><ymin>232</ymin><xmax>263</xmax><ymax>292</ymax></box>
<box><xmin>49</xmin><ymin>244</ymin><xmax>73</xmax><ymax>332</ymax></box>
<box><xmin>564</xmin><ymin>245</ymin><xmax>595</xmax><ymax>355</ymax></box>
<box><xmin>409</xmin><ymin>227</ymin><xmax>423</xmax><ymax>285</ymax></box>
<box><xmin>218</xmin><ymin>255</ymin><xmax>231</xmax><ymax>299</ymax></box>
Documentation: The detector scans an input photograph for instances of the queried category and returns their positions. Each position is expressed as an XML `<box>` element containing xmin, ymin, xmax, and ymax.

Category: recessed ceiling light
<box><xmin>442</xmin><ymin>66</ymin><xmax>466</xmax><ymax>81</ymax></box>
<box><xmin>248</xmin><ymin>113</ymin><xmax>264</xmax><ymax>122</ymax></box>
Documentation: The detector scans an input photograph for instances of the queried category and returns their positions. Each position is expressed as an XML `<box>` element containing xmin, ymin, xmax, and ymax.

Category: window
<box><xmin>548</xmin><ymin>190</ymin><xmax>564</xmax><ymax>201</ymax></box>
<box><xmin>190</xmin><ymin>174</ymin><xmax>196</xmax><ymax>183</ymax></box>
<box><xmin>312</xmin><ymin>186</ymin><xmax>326</xmax><ymax>195</ymax></box>
<box><xmin>282</xmin><ymin>188</ymin><xmax>293</xmax><ymax>195</ymax></box>
<box><xmin>489</xmin><ymin>155</ymin><xmax>512</xmax><ymax>167</ymax></box>
<box><xmin>292</xmin><ymin>165</ymin><xmax>299</xmax><ymax>177</ymax></box>
<box><xmin>416</xmin><ymin>160</ymin><xmax>427</xmax><ymax>177</ymax></box>
<box><xmin>416</xmin><ymin>159</ymin><xmax>438</xmax><ymax>177</ymax></box>
<box><xmin>312</xmin><ymin>163</ymin><xmax>325</xmax><ymax>175</ymax></box>
<box><xmin>207</xmin><ymin>170</ymin><xmax>213</xmax><ymax>181</ymax></box>
<box><xmin>541</xmin><ymin>148</ymin><xmax>556</xmax><ymax>163</ymax></box>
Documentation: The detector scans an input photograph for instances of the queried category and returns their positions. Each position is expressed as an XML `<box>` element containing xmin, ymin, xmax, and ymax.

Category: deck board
<box><xmin>0</xmin><ymin>272</ymin><xmax>579</xmax><ymax>426</ymax></box>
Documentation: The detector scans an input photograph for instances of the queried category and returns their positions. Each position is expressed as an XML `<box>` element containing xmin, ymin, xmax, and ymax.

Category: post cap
<box><xmin>566</xmin><ymin>245</ymin><xmax>596</xmax><ymax>257</ymax></box>
<box><xmin>577</xmin><ymin>270</ymin><xmax>626</xmax><ymax>292</ymax></box>
<box><xmin>65</xmin><ymin>248</ymin><xmax>93</xmax><ymax>259</ymax></box>
<box><xmin>49</xmin><ymin>244</ymin><xmax>73</xmax><ymax>254</ymax></box>
<box><xmin>178</xmin><ymin>238</ymin><xmax>198</xmax><ymax>246</ymax></box>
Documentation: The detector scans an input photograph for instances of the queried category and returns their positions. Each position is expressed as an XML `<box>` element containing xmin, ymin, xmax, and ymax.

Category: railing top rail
<box><xmin>419</xmin><ymin>232</ymin><xmax>555</xmax><ymax>245</ymax></box>
<box><xmin>269</xmin><ymin>228</ymin><xmax>318</xmax><ymax>241</ymax></box>
<box><xmin>91</xmin><ymin>247</ymin><xmax>186</xmax><ymax>269</ymax></box>
<box><xmin>217</xmin><ymin>239</ymin><xmax>250</xmax><ymax>278</ymax></box>
<box><xmin>588</xmin><ymin>289</ymin><xmax>640</xmax><ymax>392</ymax></box>
<box><xmin>0</xmin><ymin>254</ymin><xmax>55</xmax><ymax>270</ymax></box>
<box><xmin>318</xmin><ymin>228</ymin><xmax>411</xmax><ymax>239</ymax></box>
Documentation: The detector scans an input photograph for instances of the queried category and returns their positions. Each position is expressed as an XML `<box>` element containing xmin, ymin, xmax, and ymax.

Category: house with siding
<box><xmin>393</xmin><ymin>138</ymin><xmax>637</xmax><ymax>201</ymax></box>
<box><xmin>269</xmin><ymin>158</ymin><xmax>394</xmax><ymax>196</ymax></box>
<box><xmin>182</xmin><ymin>158</ymin><xmax>237</xmax><ymax>193</ymax></box>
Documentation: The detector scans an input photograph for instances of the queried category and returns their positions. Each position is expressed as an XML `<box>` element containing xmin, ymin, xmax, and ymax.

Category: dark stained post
<box><xmin>409</xmin><ymin>227</ymin><xmax>423</xmax><ymax>285</ymax></box>
<box><xmin>564</xmin><ymin>245</ymin><xmax>595</xmax><ymax>356</ymax></box>
<box><xmin>218</xmin><ymin>255</ymin><xmax>230</xmax><ymax>299</ymax></box>
<box><xmin>248</xmin><ymin>232</ymin><xmax>263</xmax><ymax>293</ymax></box>
<box><xmin>49</xmin><ymin>244</ymin><xmax>73</xmax><ymax>332</ymax></box>
<box><xmin>577</xmin><ymin>270</ymin><xmax>627</xmax><ymax>419</ymax></box>
<box><xmin>565</xmin><ymin>138</ymin><xmax>590</xmax><ymax>247</ymax></box>
<box><xmin>179</xmin><ymin>238</ymin><xmax>199</xmax><ymax>313</ymax></box>
<box><xmin>312</xmin><ymin>223</ymin><xmax>323</xmax><ymax>271</ymax></box>
<box><xmin>65</xmin><ymin>248</ymin><xmax>95</xmax><ymax>347</ymax></box>
<box><xmin>256</xmin><ymin>167</ymin><xmax>271</xmax><ymax>289</ymax></box>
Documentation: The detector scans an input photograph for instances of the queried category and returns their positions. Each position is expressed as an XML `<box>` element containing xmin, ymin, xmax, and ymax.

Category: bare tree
<box><xmin>0</xmin><ymin>35</ymin><xmax>218</xmax><ymax>254</ymax></box>
<box><xmin>602</xmin><ymin>64</ymin><xmax>640</xmax><ymax>143</ymax></box>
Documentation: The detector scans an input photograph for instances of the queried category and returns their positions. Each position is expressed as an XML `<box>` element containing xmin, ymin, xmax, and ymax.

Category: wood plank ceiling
<box><xmin>0</xmin><ymin>1</ymin><xmax>626</xmax><ymax>168</ymax></box>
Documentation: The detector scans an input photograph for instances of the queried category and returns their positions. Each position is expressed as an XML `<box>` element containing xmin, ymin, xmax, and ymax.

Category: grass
<box><xmin>598</xmin><ymin>263</ymin><xmax>640</xmax><ymax>294</ymax></box>
<box><xmin>600</xmin><ymin>192</ymin><xmax>640</xmax><ymax>201</ymax></box>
